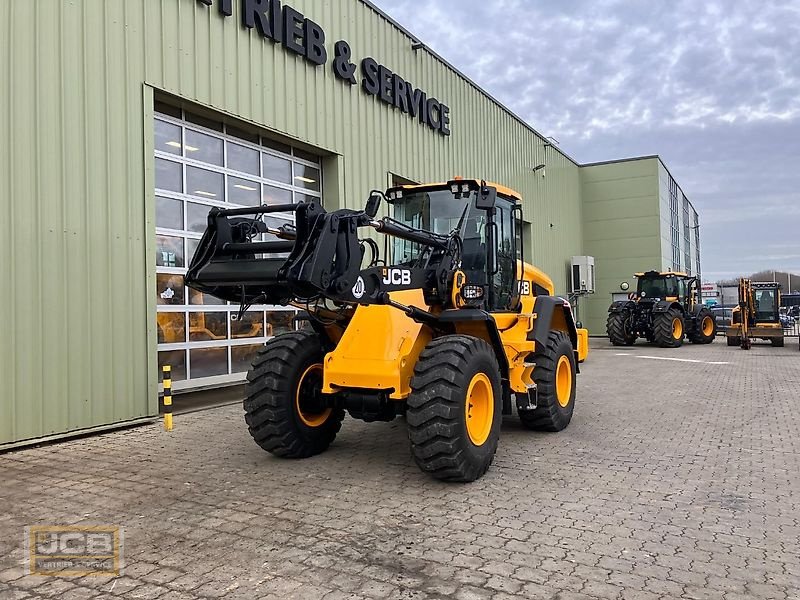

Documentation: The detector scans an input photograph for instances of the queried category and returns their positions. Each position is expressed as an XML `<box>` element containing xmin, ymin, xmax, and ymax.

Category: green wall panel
<box><xmin>580</xmin><ymin>159</ymin><xmax>663</xmax><ymax>334</ymax></box>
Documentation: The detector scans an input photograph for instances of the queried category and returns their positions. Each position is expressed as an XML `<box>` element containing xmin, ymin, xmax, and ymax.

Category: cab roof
<box><xmin>634</xmin><ymin>270</ymin><xmax>689</xmax><ymax>278</ymax></box>
<box><xmin>393</xmin><ymin>179</ymin><xmax>522</xmax><ymax>202</ymax></box>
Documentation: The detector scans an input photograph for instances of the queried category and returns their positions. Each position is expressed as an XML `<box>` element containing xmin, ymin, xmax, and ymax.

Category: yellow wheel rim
<box><xmin>295</xmin><ymin>364</ymin><xmax>331</xmax><ymax>428</ymax></box>
<box><xmin>555</xmin><ymin>355</ymin><xmax>573</xmax><ymax>408</ymax></box>
<box><xmin>672</xmin><ymin>318</ymin><xmax>683</xmax><ymax>340</ymax></box>
<box><xmin>702</xmin><ymin>316</ymin><xmax>714</xmax><ymax>336</ymax></box>
<box><xmin>465</xmin><ymin>373</ymin><xmax>493</xmax><ymax>446</ymax></box>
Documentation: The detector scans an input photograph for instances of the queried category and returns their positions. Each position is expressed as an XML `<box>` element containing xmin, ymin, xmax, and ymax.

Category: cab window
<box><xmin>493</xmin><ymin>197</ymin><xmax>517</xmax><ymax>310</ymax></box>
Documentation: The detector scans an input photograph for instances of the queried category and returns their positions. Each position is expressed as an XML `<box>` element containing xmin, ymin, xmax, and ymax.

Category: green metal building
<box><xmin>0</xmin><ymin>0</ymin><xmax>701</xmax><ymax>447</ymax></box>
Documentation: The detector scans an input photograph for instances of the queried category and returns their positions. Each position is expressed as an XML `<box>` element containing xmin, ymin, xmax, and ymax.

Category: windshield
<box><xmin>638</xmin><ymin>276</ymin><xmax>676</xmax><ymax>299</ymax></box>
<box><xmin>390</xmin><ymin>186</ymin><xmax>520</xmax><ymax>310</ymax></box>
<box><xmin>391</xmin><ymin>189</ymin><xmax>485</xmax><ymax>265</ymax></box>
<box><xmin>755</xmin><ymin>289</ymin><xmax>778</xmax><ymax>321</ymax></box>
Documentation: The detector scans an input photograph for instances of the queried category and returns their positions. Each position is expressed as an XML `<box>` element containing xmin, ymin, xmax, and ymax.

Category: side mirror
<box><xmin>364</xmin><ymin>192</ymin><xmax>382</xmax><ymax>218</ymax></box>
<box><xmin>475</xmin><ymin>181</ymin><xmax>496</xmax><ymax>210</ymax></box>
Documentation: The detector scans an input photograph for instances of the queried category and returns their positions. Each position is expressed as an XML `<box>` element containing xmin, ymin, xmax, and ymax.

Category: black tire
<box><xmin>689</xmin><ymin>309</ymin><xmax>717</xmax><ymax>344</ymax></box>
<box><xmin>727</xmin><ymin>336</ymin><xmax>740</xmax><ymax>347</ymax></box>
<box><xmin>244</xmin><ymin>331</ymin><xmax>344</xmax><ymax>458</ymax></box>
<box><xmin>771</xmin><ymin>337</ymin><xmax>785</xmax><ymax>347</ymax></box>
<box><xmin>406</xmin><ymin>335</ymin><xmax>501</xmax><ymax>482</ymax></box>
<box><xmin>519</xmin><ymin>330</ymin><xmax>576</xmax><ymax>432</ymax></box>
<box><xmin>653</xmin><ymin>308</ymin><xmax>685</xmax><ymax>348</ymax></box>
<box><xmin>607</xmin><ymin>312</ymin><xmax>636</xmax><ymax>346</ymax></box>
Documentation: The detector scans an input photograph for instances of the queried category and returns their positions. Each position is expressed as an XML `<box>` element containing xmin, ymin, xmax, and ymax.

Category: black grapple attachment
<box><xmin>184</xmin><ymin>194</ymin><xmax>457</xmax><ymax>308</ymax></box>
<box><xmin>186</xmin><ymin>201</ymin><xmax>365</xmax><ymax>305</ymax></box>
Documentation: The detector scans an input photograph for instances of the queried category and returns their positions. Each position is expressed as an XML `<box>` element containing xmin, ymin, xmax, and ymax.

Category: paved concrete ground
<box><xmin>1</xmin><ymin>338</ymin><xmax>799</xmax><ymax>599</ymax></box>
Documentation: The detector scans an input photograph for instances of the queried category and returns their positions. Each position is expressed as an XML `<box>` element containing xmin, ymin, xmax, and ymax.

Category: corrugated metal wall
<box><xmin>1</xmin><ymin>0</ymin><xmax>584</xmax><ymax>445</ymax></box>
<box><xmin>580</xmin><ymin>159</ymin><xmax>662</xmax><ymax>334</ymax></box>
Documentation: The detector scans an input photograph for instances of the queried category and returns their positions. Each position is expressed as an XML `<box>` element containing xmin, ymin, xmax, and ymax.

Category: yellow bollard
<box><xmin>162</xmin><ymin>365</ymin><xmax>173</xmax><ymax>431</ymax></box>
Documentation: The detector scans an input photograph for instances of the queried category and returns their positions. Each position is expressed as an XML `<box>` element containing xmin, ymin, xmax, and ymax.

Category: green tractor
<box><xmin>607</xmin><ymin>271</ymin><xmax>717</xmax><ymax>348</ymax></box>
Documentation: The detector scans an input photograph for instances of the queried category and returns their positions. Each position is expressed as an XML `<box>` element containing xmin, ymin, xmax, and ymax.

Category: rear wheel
<box><xmin>607</xmin><ymin>312</ymin><xmax>636</xmax><ymax>346</ymax></box>
<box><xmin>406</xmin><ymin>335</ymin><xmax>501</xmax><ymax>482</ymax></box>
<box><xmin>244</xmin><ymin>331</ymin><xmax>344</xmax><ymax>458</ymax></box>
<box><xmin>689</xmin><ymin>309</ymin><xmax>717</xmax><ymax>344</ymax></box>
<box><xmin>771</xmin><ymin>337</ymin><xmax>785</xmax><ymax>347</ymax></box>
<box><xmin>519</xmin><ymin>330</ymin><xmax>576</xmax><ymax>432</ymax></box>
<box><xmin>653</xmin><ymin>308</ymin><xmax>684</xmax><ymax>348</ymax></box>
<box><xmin>727</xmin><ymin>335</ymin><xmax>741</xmax><ymax>347</ymax></box>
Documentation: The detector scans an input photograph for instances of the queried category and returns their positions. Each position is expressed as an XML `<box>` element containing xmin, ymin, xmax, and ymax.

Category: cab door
<box><xmin>491</xmin><ymin>196</ymin><xmax>519</xmax><ymax>311</ymax></box>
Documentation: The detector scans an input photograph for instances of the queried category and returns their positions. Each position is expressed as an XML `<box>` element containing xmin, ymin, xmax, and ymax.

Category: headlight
<box><xmin>461</xmin><ymin>285</ymin><xmax>485</xmax><ymax>300</ymax></box>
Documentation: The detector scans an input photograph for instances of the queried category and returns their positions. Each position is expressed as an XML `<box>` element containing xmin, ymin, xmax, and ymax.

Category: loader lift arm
<box><xmin>185</xmin><ymin>194</ymin><xmax>462</xmax><ymax>311</ymax></box>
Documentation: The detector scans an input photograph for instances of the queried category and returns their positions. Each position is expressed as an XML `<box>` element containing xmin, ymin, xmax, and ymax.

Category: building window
<box><xmin>669</xmin><ymin>176</ymin><xmax>681</xmax><ymax>271</ymax></box>
<box><xmin>683</xmin><ymin>195</ymin><xmax>691</xmax><ymax>276</ymax></box>
<box><xmin>694</xmin><ymin>209</ymin><xmax>701</xmax><ymax>279</ymax></box>
<box><xmin>153</xmin><ymin>104</ymin><xmax>322</xmax><ymax>386</ymax></box>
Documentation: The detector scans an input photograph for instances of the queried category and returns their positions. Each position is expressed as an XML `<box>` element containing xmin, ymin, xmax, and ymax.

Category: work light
<box><xmin>461</xmin><ymin>285</ymin><xmax>485</xmax><ymax>300</ymax></box>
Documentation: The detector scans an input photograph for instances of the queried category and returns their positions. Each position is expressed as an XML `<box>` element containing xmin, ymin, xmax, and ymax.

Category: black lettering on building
<box><xmin>282</xmin><ymin>6</ymin><xmax>305</xmax><ymax>55</ymax></box>
<box><xmin>361</xmin><ymin>58</ymin><xmax>380</xmax><ymax>96</ymax></box>
<box><xmin>304</xmin><ymin>19</ymin><xmax>326</xmax><ymax>65</ymax></box>
<box><xmin>393</xmin><ymin>74</ymin><xmax>409</xmax><ymax>113</ymax></box>
<box><xmin>407</xmin><ymin>86</ymin><xmax>423</xmax><ymax>118</ymax></box>
<box><xmin>426</xmin><ymin>98</ymin><xmax>441</xmax><ymax>130</ymax></box>
<box><xmin>378</xmin><ymin>65</ymin><xmax>393</xmax><ymax>104</ymax></box>
<box><xmin>439</xmin><ymin>104</ymin><xmax>451</xmax><ymax>135</ymax></box>
<box><xmin>206</xmin><ymin>1</ymin><xmax>452</xmax><ymax>135</ymax></box>
<box><xmin>418</xmin><ymin>91</ymin><xmax>429</xmax><ymax>126</ymax></box>
<box><xmin>242</xmin><ymin>0</ymin><xmax>273</xmax><ymax>38</ymax></box>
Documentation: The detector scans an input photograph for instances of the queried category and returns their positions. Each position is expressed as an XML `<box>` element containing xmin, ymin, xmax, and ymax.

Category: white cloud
<box><xmin>371</xmin><ymin>0</ymin><xmax>800</xmax><ymax>279</ymax></box>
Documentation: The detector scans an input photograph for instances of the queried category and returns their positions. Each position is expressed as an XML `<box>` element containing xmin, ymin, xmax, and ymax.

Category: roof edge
<box><xmin>580</xmin><ymin>154</ymin><xmax>698</xmax><ymax>214</ymax></box>
<box><xmin>580</xmin><ymin>155</ymin><xmax>660</xmax><ymax>168</ymax></box>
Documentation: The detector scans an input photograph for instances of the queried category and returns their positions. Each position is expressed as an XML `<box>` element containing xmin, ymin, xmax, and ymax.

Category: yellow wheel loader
<box><xmin>185</xmin><ymin>179</ymin><xmax>588</xmax><ymax>482</ymax></box>
<box><xmin>726</xmin><ymin>279</ymin><xmax>784</xmax><ymax>349</ymax></box>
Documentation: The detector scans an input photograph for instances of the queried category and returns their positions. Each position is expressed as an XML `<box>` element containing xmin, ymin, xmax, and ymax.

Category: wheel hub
<box><xmin>672</xmin><ymin>318</ymin><xmax>683</xmax><ymax>339</ymax></box>
<box><xmin>702</xmin><ymin>316</ymin><xmax>714</xmax><ymax>336</ymax></box>
<box><xmin>465</xmin><ymin>373</ymin><xmax>493</xmax><ymax>446</ymax></box>
<box><xmin>295</xmin><ymin>364</ymin><xmax>331</xmax><ymax>427</ymax></box>
<box><xmin>555</xmin><ymin>356</ymin><xmax>572</xmax><ymax>408</ymax></box>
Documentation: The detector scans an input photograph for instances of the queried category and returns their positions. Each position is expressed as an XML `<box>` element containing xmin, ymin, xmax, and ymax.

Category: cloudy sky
<box><xmin>371</xmin><ymin>0</ymin><xmax>800</xmax><ymax>282</ymax></box>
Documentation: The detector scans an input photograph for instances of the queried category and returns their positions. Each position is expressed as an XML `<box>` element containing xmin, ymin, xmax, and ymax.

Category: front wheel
<box><xmin>690</xmin><ymin>309</ymin><xmax>717</xmax><ymax>344</ymax></box>
<box><xmin>653</xmin><ymin>308</ymin><xmax>685</xmax><ymax>348</ymax></box>
<box><xmin>244</xmin><ymin>331</ymin><xmax>344</xmax><ymax>458</ymax></box>
<box><xmin>607</xmin><ymin>312</ymin><xmax>636</xmax><ymax>346</ymax></box>
<box><xmin>406</xmin><ymin>335</ymin><xmax>501</xmax><ymax>482</ymax></box>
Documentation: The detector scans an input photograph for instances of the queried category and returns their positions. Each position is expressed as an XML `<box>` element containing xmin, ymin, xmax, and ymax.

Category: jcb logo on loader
<box><xmin>382</xmin><ymin>268</ymin><xmax>412</xmax><ymax>286</ymax></box>
<box><xmin>518</xmin><ymin>281</ymin><xmax>532</xmax><ymax>296</ymax></box>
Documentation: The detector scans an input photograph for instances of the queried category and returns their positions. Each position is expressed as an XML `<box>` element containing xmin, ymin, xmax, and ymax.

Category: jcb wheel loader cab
<box><xmin>407</xmin><ymin>335</ymin><xmax>502</xmax><ymax>482</ymax></box>
<box><xmin>244</xmin><ymin>331</ymin><xmax>345</xmax><ymax>458</ymax></box>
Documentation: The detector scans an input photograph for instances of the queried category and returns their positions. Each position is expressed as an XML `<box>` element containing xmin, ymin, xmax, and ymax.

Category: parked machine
<box><xmin>726</xmin><ymin>279</ymin><xmax>784</xmax><ymax>349</ymax></box>
<box><xmin>607</xmin><ymin>271</ymin><xmax>716</xmax><ymax>347</ymax></box>
<box><xmin>184</xmin><ymin>179</ymin><xmax>589</xmax><ymax>482</ymax></box>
